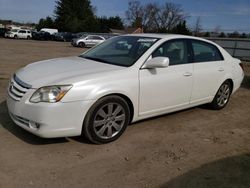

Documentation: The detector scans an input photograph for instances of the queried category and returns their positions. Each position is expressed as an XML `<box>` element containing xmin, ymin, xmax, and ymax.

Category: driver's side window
<box><xmin>152</xmin><ymin>40</ymin><xmax>188</xmax><ymax>66</ymax></box>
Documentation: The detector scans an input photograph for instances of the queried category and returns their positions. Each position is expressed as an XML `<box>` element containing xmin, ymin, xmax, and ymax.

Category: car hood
<box><xmin>15</xmin><ymin>56</ymin><xmax>125</xmax><ymax>88</ymax></box>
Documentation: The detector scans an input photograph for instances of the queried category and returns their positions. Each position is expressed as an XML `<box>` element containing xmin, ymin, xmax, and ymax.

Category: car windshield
<box><xmin>11</xmin><ymin>29</ymin><xmax>18</xmax><ymax>32</ymax></box>
<box><xmin>80</xmin><ymin>36</ymin><xmax>159</xmax><ymax>67</ymax></box>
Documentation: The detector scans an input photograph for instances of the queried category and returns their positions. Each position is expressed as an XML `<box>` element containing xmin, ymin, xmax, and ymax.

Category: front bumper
<box><xmin>6</xmin><ymin>91</ymin><xmax>94</xmax><ymax>138</ymax></box>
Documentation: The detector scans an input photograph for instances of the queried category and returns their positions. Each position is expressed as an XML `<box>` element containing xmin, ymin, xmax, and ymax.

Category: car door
<box><xmin>139</xmin><ymin>39</ymin><xmax>193</xmax><ymax>116</ymax></box>
<box><xmin>189</xmin><ymin>40</ymin><xmax>226</xmax><ymax>104</ymax></box>
<box><xmin>93</xmin><ymin>36</ymin><xmax>104</xmax><ymax>45</ymax></box>
<box><xmin>18</xmin><ymin>30</ymin><xmax>24</xmax><ymax>38</ymax></box>
<box><xmin>85</xmin><ymin>36</ymin><xmax>94</xmax><ymax>46</ymax></box>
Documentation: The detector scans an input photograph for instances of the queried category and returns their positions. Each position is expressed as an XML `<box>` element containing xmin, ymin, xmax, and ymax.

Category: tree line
<box><xmin>36</xmin><ymin>0</ymin><xmax>190</xmax><ymax>34</ymax></box>
<box><xmin>36</xmin><ymin>0</ymin><xmax>124</xmax><ymax>32</ymax></box>
<box><xmin>35</xmin><ymin>0</ymin><xmax>249</xmax><ymax>38</ymax></box>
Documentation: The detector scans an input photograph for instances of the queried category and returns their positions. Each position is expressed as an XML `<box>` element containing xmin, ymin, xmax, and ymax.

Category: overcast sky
<box><xmin>0</xmin><ymin>0</ymin><xmax>250</xmax><ymax>32</ymax></box>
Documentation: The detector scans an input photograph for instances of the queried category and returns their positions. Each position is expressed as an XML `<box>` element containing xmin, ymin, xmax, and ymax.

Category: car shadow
<box><xmin>0</xmin><ymin>100</ymin><xmax>69</xmax><ymax>145</ymax></box>
<box><xmin>160</xmin><ymin>153</ymin><xmax>250</xmax><ymax>188</ymax></box>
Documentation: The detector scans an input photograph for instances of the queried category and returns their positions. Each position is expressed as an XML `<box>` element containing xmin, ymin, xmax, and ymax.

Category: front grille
<box><xmin>8</xmin><ymin>74</ymin><xmax>32</xmax><ymax>101</ymax></box>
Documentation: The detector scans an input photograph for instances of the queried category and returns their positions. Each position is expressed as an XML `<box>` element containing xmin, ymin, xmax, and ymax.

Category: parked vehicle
<box><xmin>71</xmin><ymin>35</ymin><xmax>105</xmax><ymax>48</ymax></box>
<box><xmin>32</xmin><ymin>31</ymin><xmax>52</xmax><ymax>40</ymax></box>
<box><xmin>54</xmin><ymin>32</ymin><xmax>74</xmax><ymax>42</ymax></box>
<box><xmin>0</xmin><ymin>28</ymin><xmax>8</xmax><ymax>37</ymax></box>
<box><xmin>7</xmin><ymin>34</ymin><xmax>244</xmax><ymax>144</ymax></box>
<box><xmin>5</xmin><ymin>29</ymin><xmax>32</xmax><ymax>39</ymax></box>
<box><xmin>40</xmin><ymin>28</ymin><xmax>58</xmax><ymax>35</ymax></box>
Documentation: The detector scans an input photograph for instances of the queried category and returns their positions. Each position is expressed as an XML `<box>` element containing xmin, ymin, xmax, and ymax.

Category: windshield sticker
<box><xmin>137</xmin><ymin>38</ymin><xmax>157</xmax><ymax>43</ymax></box>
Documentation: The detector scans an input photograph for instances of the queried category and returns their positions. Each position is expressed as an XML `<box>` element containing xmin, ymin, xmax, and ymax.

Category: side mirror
<box><xmin>142</xmin><ymin>57</ymin><xmax>169</xmax><ymax>69</ymax></box>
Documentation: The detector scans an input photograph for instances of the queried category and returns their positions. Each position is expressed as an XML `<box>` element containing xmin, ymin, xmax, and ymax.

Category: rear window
<box><xmin>191</xmin><ymin>40</ymin><xmax>224</xmax><ymax>62</ymax></box>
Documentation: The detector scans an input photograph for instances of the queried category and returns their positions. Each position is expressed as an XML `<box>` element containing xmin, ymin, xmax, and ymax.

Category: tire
<box><xmin>27</xmin><ymin>36</ymin><xmax>31</xmax><ymax>40</ymax></box>
<box><xmin>83</xmin><ymin>95</ymin><xmax>130</xmax><ymax>144</ymax></box>
<box><xmin>78</xmin><ymin>42</ymin><xmax>85</xmax><ymax>48</ymax></box>
<box><xmin>210</xmin><ymin>80</ymin><xmax>232</xmax><ymax>110</ymax></box>
<box><xmin>14</xmin><ymin>35</ymin><xmax>18</xmax><ymax>39</ymax></box>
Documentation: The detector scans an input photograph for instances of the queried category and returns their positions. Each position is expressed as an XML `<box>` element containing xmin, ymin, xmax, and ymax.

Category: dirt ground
<box><xmin>0</xmin><ymin>38</ymin><xmax>249</xmax><ymax>188</ymax></box>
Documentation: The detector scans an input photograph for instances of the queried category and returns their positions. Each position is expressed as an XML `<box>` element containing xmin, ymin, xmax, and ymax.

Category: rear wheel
<box><xmin>79</xmin><ymin>42</ymin><xmax>85</xmax><ymax>48</ymax></box>
<box><xmin>210</xmin><ymin>81</ymin><xmax>232</xmax><ymax>110</ymax></box>
<box><xmin>83</xmin><ymin>95</ymin><xmax>130</xmax><ymax>144</ymax></box>
<box><xmin>27</xmin><ymin>36</ymin><xmax>31</xmax><ymax>40</ymax></box>
<box><xmin>14</xmin><ymin>35</ymin><xmax>18</xmax><ymax>39</ymax></box>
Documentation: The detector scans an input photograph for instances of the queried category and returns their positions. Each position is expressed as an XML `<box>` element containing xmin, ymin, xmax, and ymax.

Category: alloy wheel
<box><xmin>216</xmin><ymin>83</ymin><xmax>230</xmax><ymax>107</ymax></box>
<box><xmin>93</xmin><ymin>103</ymin><xmax>126</xmax><ymax>139</ymax></box>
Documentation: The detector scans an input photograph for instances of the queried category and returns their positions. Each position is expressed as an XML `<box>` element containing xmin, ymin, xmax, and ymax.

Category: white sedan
<box><xmin>71</xmin><ymin>35</ymin><xmax>105</xmax><ymax>48</ymax></box>
<box><xmin>7</xmin><ymin>34</ymin><xmax>244</xmax><ymax>144</ymax></box>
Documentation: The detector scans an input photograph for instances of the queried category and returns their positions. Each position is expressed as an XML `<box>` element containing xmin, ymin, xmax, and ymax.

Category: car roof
<box><xmin>125</xmin><ymin>33</ymin><xmax>219</xmax><ymax>46</ymax></box>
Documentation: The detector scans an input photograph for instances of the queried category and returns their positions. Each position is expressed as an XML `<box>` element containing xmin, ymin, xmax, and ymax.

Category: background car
<box><xmin>0</xmin><ymin>28</ymin><xmax>8</xmax><ymax>37</ymax></box>
<box><xmin>32</xmin><ymin>31</ymin><xmax>52</xmax><ymax>40</ymax></box>
<box><xmin>54</xmin><ymin>32</ymin><xmax>75</xmax><ymax>42</ymax></box>
<box><xmin>5</xmin><ymin>29</ymin><xmax>32</xmax><ymax>39</ymax></box>
<box><xmin>40</xmin><ymin>28</ymin><xmax>58</xmax><ymax>35</ymax></box>
<box><xmin>71</xmin><ymin>35</ymin><xmax>105</xmax><ymax>48</ymax></box>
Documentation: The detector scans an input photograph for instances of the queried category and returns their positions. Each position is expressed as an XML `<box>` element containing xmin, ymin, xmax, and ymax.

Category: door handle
<box><xmin>218</xmin><ymin>67</ymin><xmax>224</xmax><ymax>72</ymax></box>
<box><xmin>183</xmin><ymin>72</ymin><xmax>192</xmax><ymax>77</ymax></box>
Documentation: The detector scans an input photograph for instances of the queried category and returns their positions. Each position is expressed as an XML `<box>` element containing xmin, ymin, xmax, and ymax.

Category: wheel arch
<box><xmin>226</xmin><ymin>78</ymin><xmax>234</xmax><ymax>91</ymax></box>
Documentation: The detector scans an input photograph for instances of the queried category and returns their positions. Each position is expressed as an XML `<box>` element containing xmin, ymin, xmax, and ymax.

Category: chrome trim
<box><xmin>8</xmin><ymin>75</ymin><xmax>31</xmax><ymax>101</ymax></box>
<box><xmin>14</xmin><ymin>74</ymin><xmax>32</xmax><ymax>89</ymax></box>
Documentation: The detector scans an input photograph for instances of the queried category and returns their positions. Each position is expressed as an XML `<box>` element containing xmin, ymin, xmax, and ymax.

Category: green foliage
<box><xmin>36</xmin><ymin>16</ymin><xmax>55</xmax><ymax>31</ymax></box>
<box><xmin>204</xmin><ymin>32</ymin><xmax>210</xmax><ymax>37</ymax></box>
<box><xmin>54</xmin><ymin>0</ymin><xmax>98</xmax><ymax>32</ymax></box>
<box><xmin>169</xmin><ymin>21</ymin><xmax>191</xmax><ymax>35</ymax></box>
<box><xmin>228</xmin><ymin>31</ymin><xmax>240</xmax><ymax>38</ymax></box>
<box><xmin>157</xmin><ymin>21</ymin><xmax>191</xmax><ymax>35</ymax></box>
<box><xmin>98</xmin><ymin>16</ymin><xmax>124</xmax><ymax>32</ymax></box>
<box><xmin>219</xmin><ymin>32</ymin><xmax>226</xmax><ymax>38</ymax></box>
<box><xmin>240</xmin><ymin>33</ymin><xmax>247</xmax><ymax>38</ymax></box>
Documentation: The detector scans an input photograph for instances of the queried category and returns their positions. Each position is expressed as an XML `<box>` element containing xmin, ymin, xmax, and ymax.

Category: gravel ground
<box><xmin>0</xmin><ymin>38</ymin><xmax>249</xmax><ymax>188</ymax></box>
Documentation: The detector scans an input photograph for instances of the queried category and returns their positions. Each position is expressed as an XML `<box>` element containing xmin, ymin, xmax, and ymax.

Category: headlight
<box><xmin>30</xmin><ymin>85</ymin><xmax>72</xmax><ymax>103</ymax></box>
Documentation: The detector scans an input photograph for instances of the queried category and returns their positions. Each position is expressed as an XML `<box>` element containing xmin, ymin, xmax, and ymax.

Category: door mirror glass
<box><xmin>142</xmin><ymin>57</ymin><xmax>169</xmax><ymax>69</ymax></box>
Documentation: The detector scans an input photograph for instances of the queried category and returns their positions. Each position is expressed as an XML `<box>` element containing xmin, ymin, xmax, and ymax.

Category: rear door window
<box><xmin>191</xmin><ymin>40</ymin><xmax>224</xmax><ymax>62</ymax></box>
<box><xmin>93</xmin><ymin>36</ymin><xmax>103</xmax><ymax>40</ymax></box>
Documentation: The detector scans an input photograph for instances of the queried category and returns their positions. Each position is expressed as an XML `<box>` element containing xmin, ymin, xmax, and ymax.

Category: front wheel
<box><xmin>78</xmin><ymin>42</ymin><xmax>85</xmax><ymax>48</ymax></box>
<box><xmin>210</xmin><ymin>81</ymin><xmax>232</xmax><ymax>110</ymax></box>
<box><xmin>83</xmin><ymin>96</ymin><xmax>130</xmax><ymax>144</ymax></box>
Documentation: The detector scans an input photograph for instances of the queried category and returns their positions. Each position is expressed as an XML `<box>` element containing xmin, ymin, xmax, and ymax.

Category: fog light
<box><xmin>29</xmin><ymin>121</ymin><xmax>40</xmax><ymax>129</ymax></box>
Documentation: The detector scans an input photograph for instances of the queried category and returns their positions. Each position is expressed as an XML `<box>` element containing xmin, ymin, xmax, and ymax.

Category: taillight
<box><xmin>239</xmin><ymin>62</ymin><xmax>245</xmax><ymax>71</ymax></box>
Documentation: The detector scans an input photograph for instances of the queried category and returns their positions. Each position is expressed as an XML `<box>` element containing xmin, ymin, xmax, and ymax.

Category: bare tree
<box><xmin>158</xmin><ymin>2</ymin><xmax>187</xmax><ymax>31</ymax></box>
<box><xmin>193</xmin><ymin>16</ymin><xmax>202</xmax><ymax>36</ymax></box>
<box><xmin>126</xmin><ymin>0</ymin><xmax>144</xmax><ymax>27</ymax></box>
<box><xmin>143</xmin><ymin>2</ymin><xmax>160</xmax><ymax>31</ymax></box>
<box><xmin>126</xmin><ymin>1</ymin><xmax>187</xmax><ymax>32</ymax></box>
